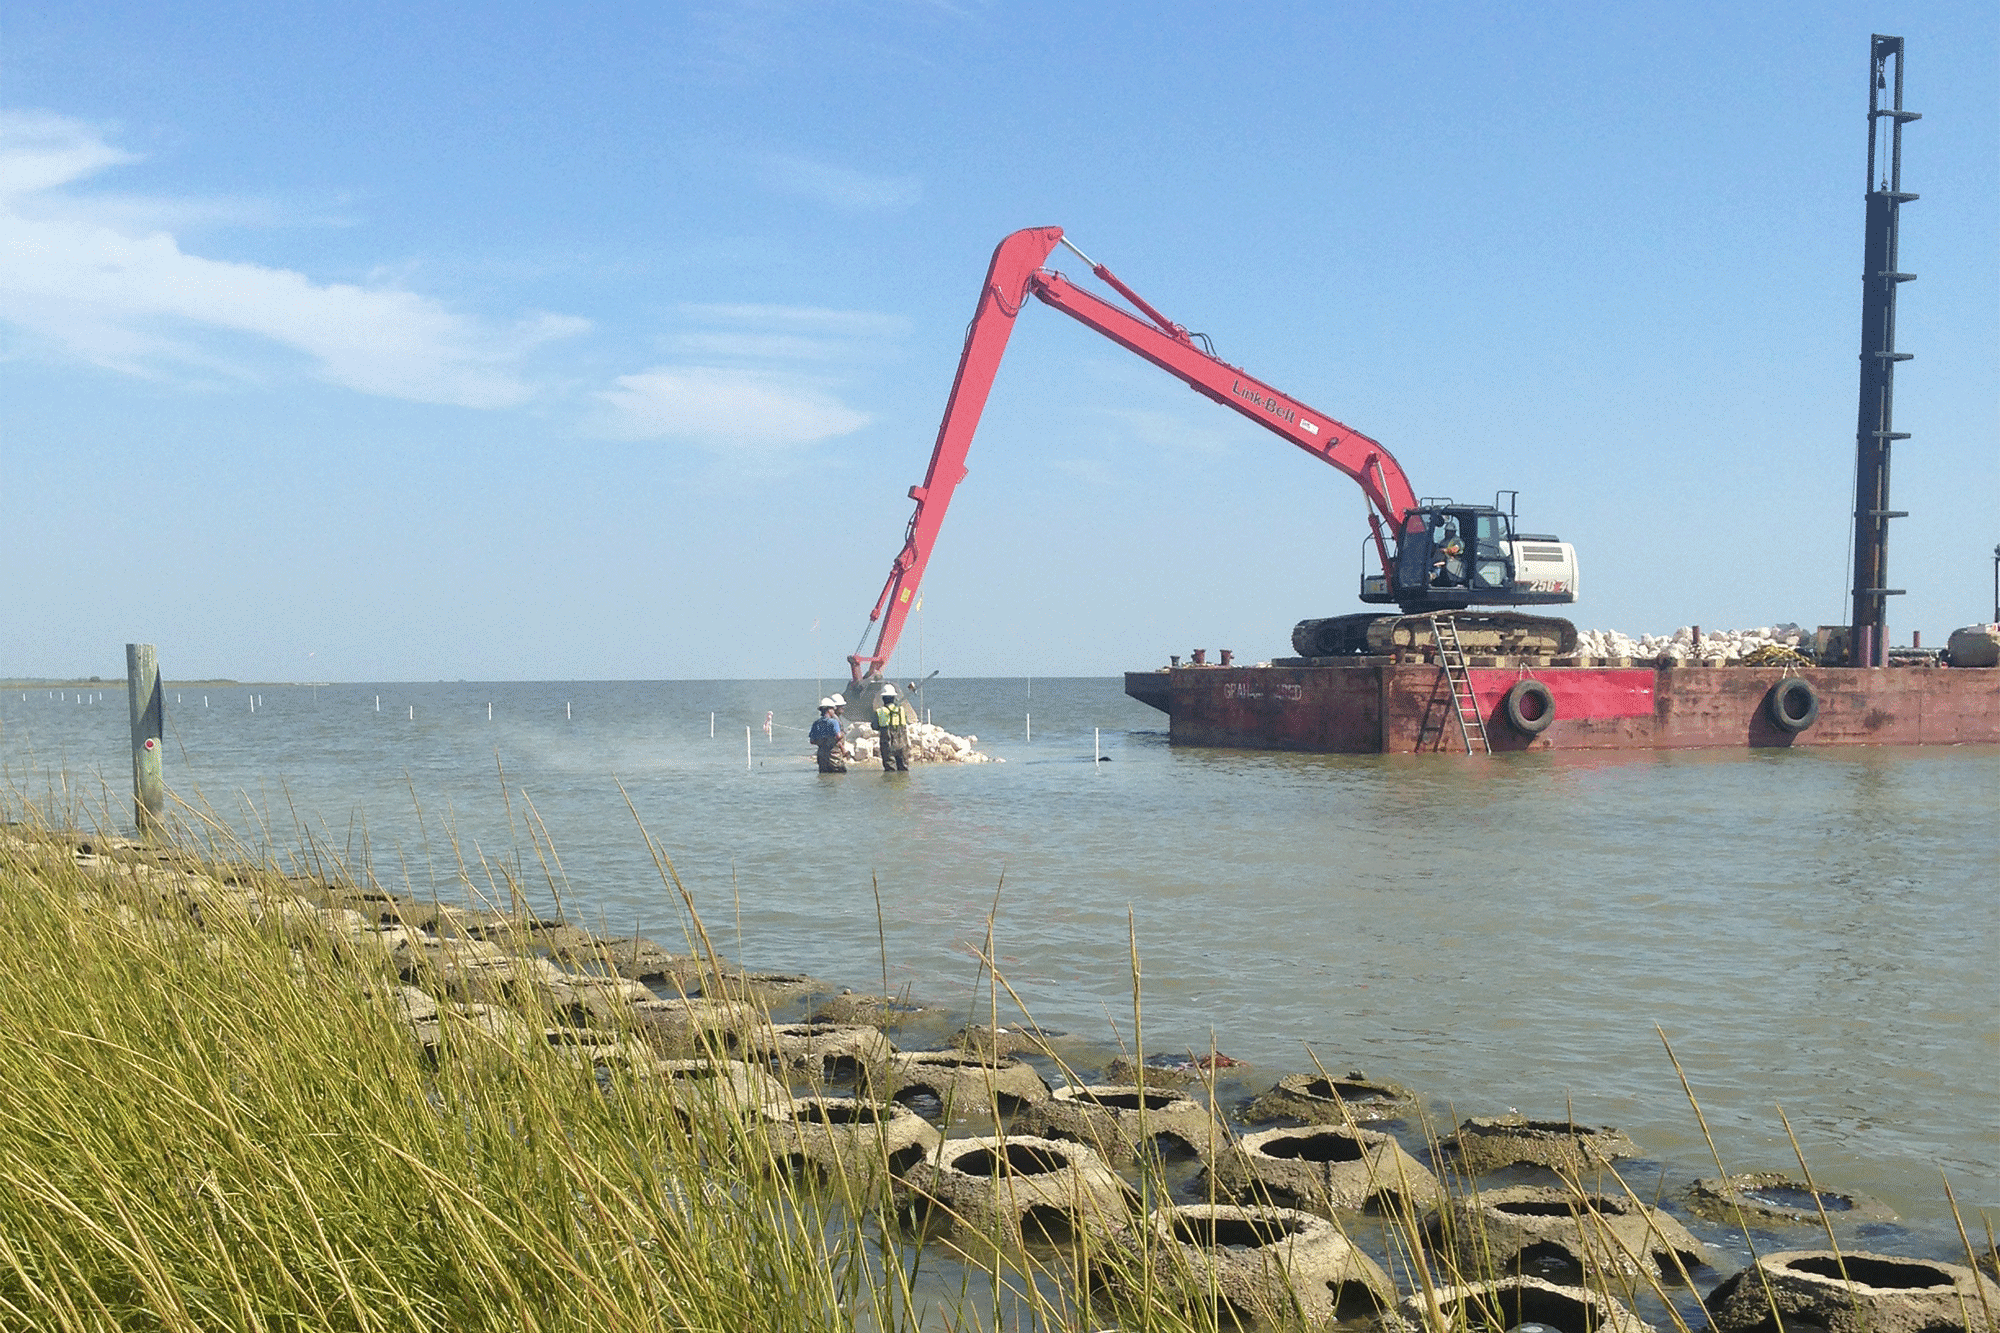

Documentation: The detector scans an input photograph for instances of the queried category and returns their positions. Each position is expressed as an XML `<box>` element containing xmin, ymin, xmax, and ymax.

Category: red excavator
<box><xmin>847</xmin><ymin>226</ymin><xmax>1580</xmax><ymax>692</ymax></box>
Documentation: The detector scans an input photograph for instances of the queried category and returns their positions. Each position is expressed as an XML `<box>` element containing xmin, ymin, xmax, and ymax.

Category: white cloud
<box><xmin>666</xmin><ymin>304</ymin><xmax>910</xmax><ymax>361</ymax></box>
<box><xmin>678</xmin><ymin>302</ymin><xmax>909</xmax><ymax>338</ymax></box>
<box><xmin>670</xmin><ymin>331</ymin><xmax>849</xmax><ymax>360</ymax></box>
<box><xmin>753</xmin><ymin>153</ymin><xmax>921</xmax><ymax>212</ymax></box>
<box><xmin>0</xmin><ymin>110</ymin><xmax>134</xmax><ymax>194</ymax></box>
<box><xmin>17</xmin><ymin>190</ymin><xmax>357</xmax><ymax>235</ymax></box>
<box><xmin>596</xmin><ymin>366</ymin><xmax>870</xmax><ymax>449</ymax></box>
<box><xmin>0</xmin><ymin>111</ymin><xmax>585</xmax><ymax>408</ymax></box>
<box><xmin>590</xmin><ymin>299</ymin><xmax>897</xmax><ymax>453</ymax></box>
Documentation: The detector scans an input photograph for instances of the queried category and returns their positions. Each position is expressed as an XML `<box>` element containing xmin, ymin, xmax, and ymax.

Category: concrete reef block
<box><xmin>1208</xmin><ymin>1124</ymin><xmax>1443</xmax><ymax>1216</ymax></box>
<box><xmin>1445</xmin><ymin>1115</ymin><xmax>1641</xmax><ymax>1175</ymax></box>
<box><xmin>334</xmin><ymin>922</ymin><xmax>422</xmax><ymax>958</ymax></box>
<box><xmin>1684</xmin><ymin>1170</ymin><xmax>1896</xmax><ymax>1225</ymax></box>
<box><xmin>549</xmin><ymin>935</ymin><xmax>700</xmax><ymax>987</ymax></box>
<box><xmin>951</xmin><ymin>1023</ymin><xmax>1065</xmax><ymax>1060</ymax></box>
<box><xmin>392</xmin><ymin>933</ymin><xmax>500</xmax><ymax>977</ymax></box>
<box><xmin>627</xmin><ymin>997</ymin><xmax>762</xmax><ymax>1058</ymax></box>
<box><xmin>900</xmin><ymin>1135</ymin><xmax>1132</xmax><ymax>1245</ymax></box>
<box><xmin>870</xmin><ymin>1050</ymin><xmax>1050</xmax><ymax>1115</ymax></box>
<box><xmin>440</xmin><ymin>1001</ymin><xmax>532</xmax><ymax>1050</ymax></box>
<box><xmin>1242</xmin><ymin>1069</ymin><xmax>1418</xmax><ymax>1123</ymax></box>
<box><xmin>1428</xmin><ymin>1184</ymin><xmax>1709</xmax><ymax>1283</ymax></box>
<box><xmin>463</xmin><ymin>920</ymin><xmax>600</xmax><ymax>957</ymax></box>
<box><xmin>315</xmin><ymin>885</ymin><xmax>408</xmax><ymax>925</ymax></box>
<box><xmin>1012</xmin><ymin>1083</ymin><xmax>1225</xmax><ymax>1163</ymax></box>
<box><xmin>749</xmin><ymin>1021</ymin><xmax>896</xmax><ymax>1082</ymax></box>
<box><xmin>759</xmin><ymin>1095</ymin><xmax>941</xmax><ymax>1182</ymax></box>
<box><xmin>1390</xmin><ymin>1275</ymin><xmax>1654</xmax><ymax>1333</ymax></box>
<box><xmin>1103</xmin><ymin>1052</ymin><xmax>1248</xmax><ymax>1087</ymax></box>
<box><xmin>539</xmin><ymin>1025</ymin><xmax>658</xmax><ymax>1073</ymax></box>
<box><xmin>648</xmin><ymin>1058</ymin><xmax>786</xmax><ymax>1112</ymax></box>
<box><xmin>810</xmin><ymin>990</ymin><xmax>924</xmax><ymax>1027</ymax></box>
<box><xmin>1121</xmin><ymin>1203</ymin><xmax>1396</xmax><ymax>1327</ymax></box>
<box><xmin>542</xmin><ymin>973</ymin><xmax>657</xmax><ymax>1024</ymax></box>
<box><xmin>390</xmin><ymin>984</ymin><xmax>439</xmax><ymax>1027</ymax></box>
<box><xmin>1705</xmin><ymin>1250</ymin><xmax>2000</xmax><ymax>1333</ymax></box>
<box><xmin>701</xmin><ymin>970</ymin><xmax>828</xmax><ymax>1006</ymax></box>
<box><xmin>409</xmin><ymin>903</ymin><xmax>516</xmax><ymax>937</ymax></box>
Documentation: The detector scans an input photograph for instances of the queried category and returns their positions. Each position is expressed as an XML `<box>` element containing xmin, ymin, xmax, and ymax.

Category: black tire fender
<box><xmin>1502</xmin><ymin>679</ymin><xmax>1555</xmax><ymax>735</ymax></box>
<box><xmin>1768</xmin><ymin>677</ymin><xmax>1819</xmax><ymax>732</ymax></box>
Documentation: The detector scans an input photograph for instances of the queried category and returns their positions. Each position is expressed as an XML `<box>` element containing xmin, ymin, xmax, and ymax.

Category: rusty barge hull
<box><xmin>1124</xmin><ymin>662</ymin><xmax>2000</xmax><ymax>753</ymax></box>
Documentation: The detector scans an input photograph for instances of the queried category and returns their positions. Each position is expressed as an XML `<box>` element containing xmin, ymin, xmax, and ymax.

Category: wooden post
<box><xmin>125</xmin><ymin>643</ymin><xmax>164</xmax><ymax>834</ymax></box>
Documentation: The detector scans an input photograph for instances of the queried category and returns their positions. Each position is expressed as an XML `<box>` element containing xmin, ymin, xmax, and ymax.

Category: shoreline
<box><xmin>7</xmin><ymin>818</ymin><xmax>1992</xmax><ymax>1311</ymax></box>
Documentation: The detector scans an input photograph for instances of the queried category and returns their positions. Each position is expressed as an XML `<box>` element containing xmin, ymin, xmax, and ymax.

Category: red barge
<box><xmin>1124</xmin><ymin>658</ymin><xmax>2000</xmax><ymax>754</ymax></box>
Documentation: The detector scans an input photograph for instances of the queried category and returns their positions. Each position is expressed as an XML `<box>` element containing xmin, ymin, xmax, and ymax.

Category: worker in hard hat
<box><xmin>808</xmin><ymin>698</ymin><xmax>846</xmax><ymax>773</ymax></box>
<box><xmin>874</xmin><ymin>685</ymin><xmax>914</xmax><ymax>772</ymax></box>
<box><xmin>1430</xmin><ymin>518</ymin><xmax>1466</xmax><ymax>587</ymax></box>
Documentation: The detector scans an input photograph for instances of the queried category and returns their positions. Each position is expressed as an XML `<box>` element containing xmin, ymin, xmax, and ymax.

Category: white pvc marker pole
<box><xmin>710</xmin><ymin>712</ymin><xmax>716</xmax><ymax>738</ymax></box>
<box><xmin>1026</xmin><ymin>713</ymin><xmax>1031</xmax><ymax>742</ymax></box>
<box><xmin>746</xmin><ymin>726</ymin><xmax>752</xmax><ymax>771</ymax></box>
<box><xmin>409</xmin><ymin>705</ymin><xmax>415</xmax><ymax>720</ymax></box>
<box><xmin>487</xmin><ymin>702</ymin><xmax>493</xmax><ymax>720</ymax></box>
<box><xmin>1094</xmin><ymin>728</ymin><xmax>1101</xmax><ymax>763</ymax></box>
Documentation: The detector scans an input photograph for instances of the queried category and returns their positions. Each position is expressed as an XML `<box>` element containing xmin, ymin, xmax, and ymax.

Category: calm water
<box><xmin>5</xmin><ymin>676</ymin><xmax>1996</xmax><ymax>1254</ymax></box>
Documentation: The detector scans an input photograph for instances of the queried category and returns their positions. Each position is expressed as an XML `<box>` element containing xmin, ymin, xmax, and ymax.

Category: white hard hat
<box><xmin>879</xmin><ymin>684</ymin><xmax>897</xmax><ymax>698</ymax></box>
<box><xmin>830</xmin><ymin>694</ymin><xmax>845</xmax><ymax>706</ymax></box>
<box><xmin>818</xmin><ymin>697</ymin><xmax>835</xmax><ymax>709</ymax></box>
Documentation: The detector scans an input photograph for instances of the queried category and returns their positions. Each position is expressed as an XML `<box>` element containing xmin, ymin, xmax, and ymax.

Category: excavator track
<box><xmin>1291</xmin><ymin>612</ymin><xmax>1577</xmax><ymax>659</ymax></box>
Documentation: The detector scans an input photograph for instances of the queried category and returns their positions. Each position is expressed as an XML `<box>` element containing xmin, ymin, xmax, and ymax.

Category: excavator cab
<box><xmin>1363</xmin><ymin>497</ymin><xmax>1579</xmax><ymax>613</ymax></box>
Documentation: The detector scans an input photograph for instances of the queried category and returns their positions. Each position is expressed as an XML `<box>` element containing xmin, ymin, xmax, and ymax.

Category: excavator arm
<box><xmin>850</xmin><ymin>225</ymin><xmax>1420</xmax><ymax>685</ymax></box>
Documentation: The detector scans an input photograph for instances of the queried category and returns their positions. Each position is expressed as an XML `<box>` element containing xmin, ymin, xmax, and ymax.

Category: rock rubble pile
<box><xmin>840</xmin><ymin>720</ymin><xmax>993</xmax><ymax>765</ymax></box>
<box><xmin>1572</xmin><ymin>624</ymin><xmax>1806</xmax><ymax>662</ymax></box>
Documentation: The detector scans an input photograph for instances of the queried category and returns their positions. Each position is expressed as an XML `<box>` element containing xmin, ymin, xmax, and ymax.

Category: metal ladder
<box><xmin>1429</xmin><ymin>615</ymin><xmax>1490</xmax><ymax>755</ymax></box>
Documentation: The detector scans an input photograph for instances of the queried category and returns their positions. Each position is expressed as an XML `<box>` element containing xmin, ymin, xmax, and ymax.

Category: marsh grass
<box><xmin>0</xmin><ymin>788</ymin><xmax>1992</xmax><ymax>1333</ymax></box>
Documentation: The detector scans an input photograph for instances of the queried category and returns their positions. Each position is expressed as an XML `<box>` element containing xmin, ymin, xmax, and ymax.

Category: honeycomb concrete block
<box><xmin>1684</xmin><ymin>1171</ymin><xmax>1896</xmax><ymax>1225</ymax></box>
<box><xmin>1430</xmin><ymin>1184</ymin><xmax>1710</xmax><ymax>1283</ymax></box>
<box><xmin>1392</xmin><ymin>1275</ymin><xmax>1654</xmax><ymax>1333</ymax></box>
<box><xmin>749</xmin><ymin>1021</ymin><xmax>896</xmax><ymax>1082</ymax></box>
<box><xmin>542</xmin><ymin>972</ymin><xmax>657</xmax><ymax>1024</ymax></box>
<box><xmin>1012</xmin><ymin>1084</ymin><xmax>1226</xmax><ymax>1163</ymax></box>
<box><xmin>549</xmin><ymin>935</ymin><xmax>703</xmax><ymax>988</ymax></box>
<box><xmin>1243</xmin><ymin>1069</ymin><xmax>1419</xmax><ymax>1124</ymax></box>
<box><xmin>870</xmin><ymin>1050</ymin><xmax>1050</xmax><ymax>1114</ymax></box>
<box><xmin>435</xmin><ymin>1001</ymin><xmax>532</xmax><ymax>1049</ymax></box>
<box><xmin>1209</xmin><ymin>1124</ymin><xmax>1443</xmax><ymax>1215</ymax></box>
<box><xmin>1103</xmin><ymin>1053</ymin><xmax>1249</xmax><ymax>1087</ymax></box>
<box><xmin>1706</xmin><ymin>1250</ymin><xmax>2000</xmax><ymax>1333</ymax></box>
<box><xmin>759</xmin><ymin>1095</ymin><xmax>941</xmax><ymax>1182</ymax></box>
<box><xmin>705</xmin><ymin>970</ymin><xmax>828</xmax><ymax>1006</ymax></box>
<box><xmin>900</xmin><ymin>1135</ymin><xmax>1133</xmax><ymax>1244</ymax></box>
<box><xmin>1444</xmin><ymin>1115</ymin><xmax>1641</xmax><ymax>1175</ymax></box>
<box><xmin>538</xmin><ymin>1025</ymin><xmax>657</xmax><ymax>1073</ymax></box>
<box><xmin>627</xmin><ymin>997</ymin><xmax>763</xmax><ymax>1058</ymax></box>
<box><xmin>1129</xmin><ymin>1203</ymin><xmax>1397</xmax><ymax>1326</ymax></box>
<box><xmin>951</xmin><ymin>1023</ymin><xmax>1069</xmax><ymax>1060</ymax></box>
<box><xmin>649</xmin><ymin>1058</ymin><xmax>787</xmax><ymax>1112</ymax></box>
<box><xmin>810</xmin><ymin>991</ymin><xmax>924</xmax><ymax>1027</ymax></box>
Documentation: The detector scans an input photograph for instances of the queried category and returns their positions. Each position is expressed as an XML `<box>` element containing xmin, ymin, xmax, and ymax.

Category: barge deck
<box><xmin>1125</xmin><ymin>659</ymin><xmax>2000</xmax><ymax>753</ymax></box>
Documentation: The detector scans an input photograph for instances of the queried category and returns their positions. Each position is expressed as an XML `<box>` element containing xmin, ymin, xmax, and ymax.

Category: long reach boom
<box><xmin>849</xmin><ymin>226</ymin><xmax>1423</xmax><ymax>686</ymax></box>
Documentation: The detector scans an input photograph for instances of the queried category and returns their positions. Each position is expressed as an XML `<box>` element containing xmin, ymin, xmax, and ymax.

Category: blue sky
<box><xmin>3</xmin><ymin>2</ymin><xmax>1994</xmax><ymax>681</ymax></box>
